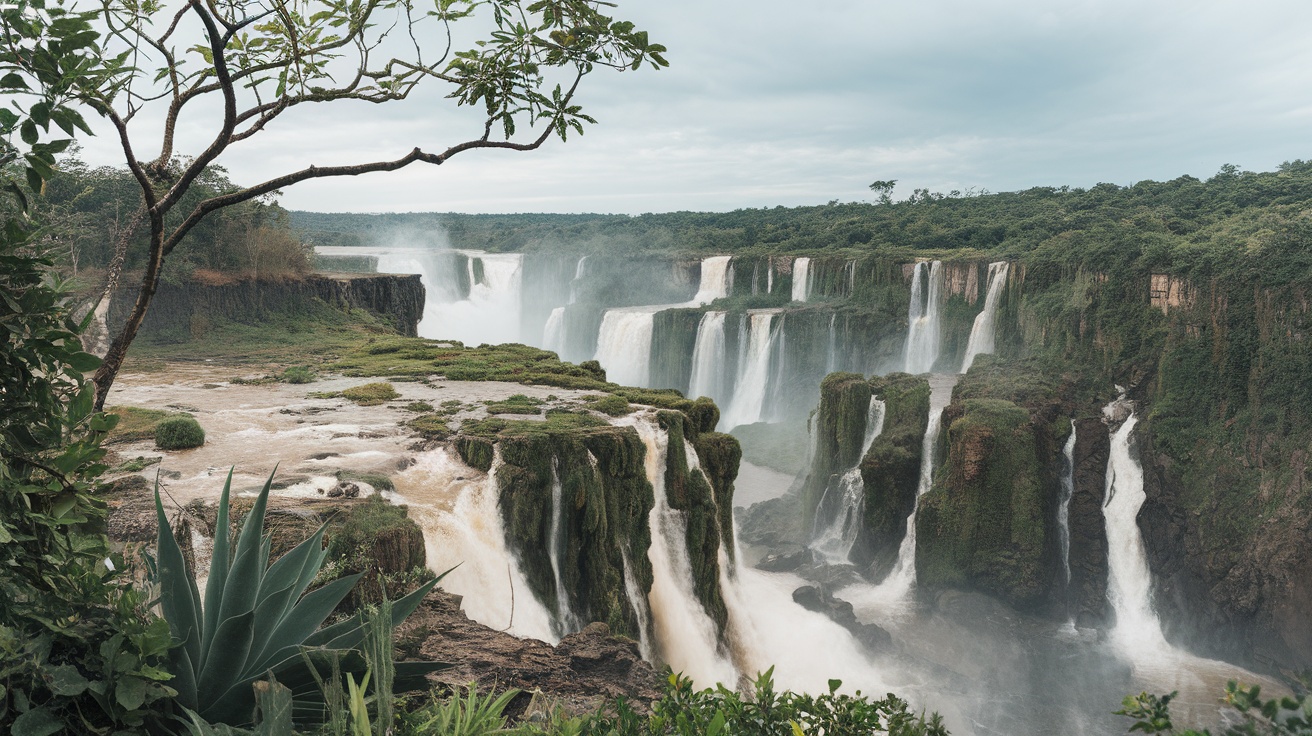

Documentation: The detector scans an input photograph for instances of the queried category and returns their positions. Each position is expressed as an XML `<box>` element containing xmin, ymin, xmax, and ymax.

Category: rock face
<box><xmin>915</xmin><ymin>359</ymin><xmax>1067</xmax><ymax>613</ymax></box>
<box><xmin>493</xmin><ymin>405</ymin><xmax>740</xmax><ymax>641</ymax></box>
<box><xmin>107</xmin><ymin>272</ymin><xmax>425</xmax><ymax>340</ymax></box>
<box><xmin>495</xmin><ymin>424</ymin><xmax>655</xmax><ymax>641</ymax></box>
<box><xmin>854</xmin><ymin>373</ymin><xmax>931</xmax><ymax>579</ymax></box>
<box><xmin>1067</xmin><ymin>416</ymin><xmax>1109</xmax><ymax>626</ymax></box>
<box><xmin>396</xmin><ymin>590</ymin><xmax>661</xmax><ymax>718</ymax></box>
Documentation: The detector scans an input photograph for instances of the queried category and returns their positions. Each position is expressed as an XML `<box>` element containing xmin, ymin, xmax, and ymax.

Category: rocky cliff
<box><xmin>107</xmin><ymin>272</ymin><xmax>425</xmax><ymax>340</ymax></box>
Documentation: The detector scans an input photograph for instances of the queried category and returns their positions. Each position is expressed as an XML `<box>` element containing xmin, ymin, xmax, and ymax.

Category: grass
<box><xmin>341</xmin><ymin>382</ymin><xmax>399</xmax><ymax>405</ymax></box>
<box><xmin>407</xmin><ymin>414</ymin><xmax>452</xmax><ymax>439</ymax></box>
<box><xmin>106</xmin><ymin>406</ymin><xmax>187</xmax><ymax>443</ymax></box>
<box><xmin>484</xmin><ymin>394</ymin><xmax>546</xmax><ymax>415</ymax></box>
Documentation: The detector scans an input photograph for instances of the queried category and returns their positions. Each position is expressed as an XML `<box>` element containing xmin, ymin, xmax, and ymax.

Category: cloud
<box><xmin>76</xmin><ymin>0</ymin><xmax>1312</xmax><ymax>214</ymax></box>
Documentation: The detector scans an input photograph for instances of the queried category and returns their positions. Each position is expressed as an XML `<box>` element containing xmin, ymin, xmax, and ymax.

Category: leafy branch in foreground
<box><xmin>1118</xmin><ymin>681</ymin><xmax>1312</xmax><ymax>735</ymax></box>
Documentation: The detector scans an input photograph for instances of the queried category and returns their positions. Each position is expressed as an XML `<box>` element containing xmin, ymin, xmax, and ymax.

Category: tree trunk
<box><xmin>92</xmin><ymin>220</ymin><xmax>165</xmax><ymax>412</ymax></box>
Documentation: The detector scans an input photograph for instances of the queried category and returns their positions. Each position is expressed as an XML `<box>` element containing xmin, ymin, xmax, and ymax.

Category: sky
<box><xmin>78</xmin><ymin>0</ymin><xmax>1312</xmax><ymax>215</ymax></box>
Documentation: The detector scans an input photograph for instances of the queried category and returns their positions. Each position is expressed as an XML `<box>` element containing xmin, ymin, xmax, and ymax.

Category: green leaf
<box><xmin>46</xmin><ymin>664</ymin><xmax>90</xmax><ymax>696</ymax></box>
<box><xmin>65</xmin><ymin>351</ymin><xmax>101</xmax><ymax>373</ymax></box>
<box><xmin>116</xmin><ymin>676</ymin><xmax>148</xmax><ymax>711</ymax></box>
<box><xmin>12</xmin><ymin>707</ymin><xmax>63</xmax><ymax>736</ymax></box>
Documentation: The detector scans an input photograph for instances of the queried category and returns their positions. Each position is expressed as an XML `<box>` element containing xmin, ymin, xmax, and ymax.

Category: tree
<box><xmin>3</xmin><ymin>0</ymin><xmax>666</xmax><ymax>410</ymax></box>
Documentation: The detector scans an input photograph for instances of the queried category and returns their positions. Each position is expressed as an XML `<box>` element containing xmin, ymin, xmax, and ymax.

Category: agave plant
<box><xmin>153</xmin><ymin>471</ymin><xmax>447</xmax><ymax>726</ymax></box>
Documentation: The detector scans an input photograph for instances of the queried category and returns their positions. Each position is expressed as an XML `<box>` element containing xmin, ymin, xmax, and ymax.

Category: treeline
<box><xmin>292</xmin><ymin>160</ymin><xmax>1312</xmax><ymax>286</ymax></box>
<box><xmin>22</xmin><ymin>150</ymin><xmax>312</xmax><ymax>286</ymax></box>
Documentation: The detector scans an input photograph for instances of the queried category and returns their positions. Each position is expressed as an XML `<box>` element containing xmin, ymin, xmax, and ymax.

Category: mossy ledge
<box><xmin>853</xmin><ymin>373</ymin><xmax>930</xmax><ymax>579</ymax></box>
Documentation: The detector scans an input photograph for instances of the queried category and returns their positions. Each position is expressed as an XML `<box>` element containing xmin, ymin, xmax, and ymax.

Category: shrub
<box><xmin>342</xmin><ymin>382</ymin><xmax>399</xmax><ymax>405</ymax></box>
<box><xmin>154</xmin><ymin>415</ymin><xmax>205</xmax><ymax>449</ymax></box>
<box><xmin>281</xmin><ymin>365</ymin><xmax>316</xmax><ymax>384</ymax></box>
<box><xmin>588</xmin><ymin>394</ymin><xmax>632</xmax><ymax>416</ymax></box>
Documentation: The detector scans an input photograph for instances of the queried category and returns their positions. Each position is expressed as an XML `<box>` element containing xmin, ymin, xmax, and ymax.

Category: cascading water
<box><xmin>845</xmin><ymin>259</ymin><xmax>858</xmax><ymax>296</ymax></box>
<box><xmin>548</xmin><ymin>458</ymin><xmax>579</xmax><ymax>636</ymax></box>
<box><xmin>542</xmin><ymin>307</ymin><xmax>566</xmax><ymax>356</ymax></box>
<box><xmin>721</xmin><ymin>311</ymin><xmax>780</xmax><ymax>430</ymax></box>
<box><xmin>903</xmin><ymin>261</ymin><xmax>944</xmax><ymax>374</ymax></box>
<box><xmin>594</xmin><ymin>308</ymin><xmax>658</xmax><ymax>387</ymax></box>
<box><xmin>568</xmin><ymin>255</ymin><xmax>588</xmax><ymax>304</ymax></box>
<box><xmin>1059</xmin><ymin>421</ymin><xmax>1077</xmax><ymax>591</ymax></box>
<box><xmin>429</xmin><ymin>253</ymin><xmax>525</xmax><ymax>345</ymax></box>
<box><xmin>848</xmin><ymin>374</ymin><xmax>957</xmax><ymax>609</ymax></box>
<box><xmin>767</xmin><ymin>262</ymin><xmax>774</xmax><ymax>294</ymax></box>
<box><xmin>791</xmin><ymin>257</ymin><xmax>812</xmax><ymax>302</ymax></box>
<box><xmin>960</xmin><ymin>261</ymin><xmax>1010</xmax><ymax>373</ymax></box>
<box><xmin>1102</xmin><ymin>398</ymin><xmax>1170</xmax><ymax>653</ymax></box>
<box><xmin>825</xmin><ymin>313</ymin><xmax>838</xmax><ymax>374</ymax></box>
<box><xmin>622</xmin><ymin>412</ymin><xmax>737</xmax><ymax>685</ymax></box>
<box><xmin>621</xmin><ymin>549</ymin><xmax>655</xmax><ymax>660</ymax></box>
<box><xmin>692</xmin><ymin>256</ymin><xmax>733</xmax><ymax>304</ymax></box>
<box><xmin>812</xmin><ymin>397</ymin><xmax>887</xmax><ymax>564</ymax></box>
<box><xmin>688</xmin><ymin>312</ymin><xmax>728</xmax><ymax>403</ymax></box>
<box><xmin>594</xmin><ymin>256</ymin><xmax>737</xmax><ymax>388</ymax></box>
<box><xmin>393</xmin><ymin>447</ymin><xmax>557</xmax><ymax>643</ymax></box>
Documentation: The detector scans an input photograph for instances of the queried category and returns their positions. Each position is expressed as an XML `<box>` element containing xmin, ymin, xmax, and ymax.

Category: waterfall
<box><xmin>722</xmin><ymin>311</ymin><xmax>780</xmax><ymax>430</ymax></box>
<box><xmin>394</xmin><ymin>447</ymin><xmax>557</xmax><ymax>643</ymax></box>
<box><xmin>548</xmin><ymin>458</ymin><xmax>579</xmax><ymax>636</ymax></box>
<box><xmin>688</xmin><ymin>312</ymin><xmax>728</xmax><ymax>404</ymax></box>
<box><xmin>791</xmin><ymin>257</ymin><xmax>812</xmax><ymax>302</ymax></box>
<box><xmin>960</xmin><ymin>261</ymin><xmax>1010</xmax><ymax>373</ymax></box>
<box><xmin>812</xmin><ymin>398</ymin><xmax>887</xmax><ymax>564</ymax></box>
<box><xmin>845</xmin><ymin>259</ymin><xmax>858</xmax><ymax>296</ymax></box>
<box><xmin>767</xmin><ymin>262</ymin><xmax>774</xmax><ymax>293</ymax></box>
<box><xmin>594</xmin><ymin>308</ymin><xmax>659</xmax><ymax>387</ymax></box>
<box><xmin>542</xmin><ymin>307</ymin><xmax>566</xmax><ymax>356</ymax></box>
<box><xmin>623</xmin><ymin>412</ymin><xmax>737</xmax><ymax>685</ymax></box>
<box><xmin>1102</xmin><ymin>399</ymin><xmax>1170</xmax><ymax>653</ymax></box>
<box><xmin>568</xmin><ymin>255</ymin><xmax>588</xmax><ymax>304</ymax></box>
<box><xmin>903</xmin><ymin>260</ymin><xmax>944</xmax><ymax>374</ymax></box>
<box><xmin>1059</xmin><ymin>421</ymin><xmax>1076</xmax><ymax>590</ymax></box>
<box><xmin>620</xmin><ymin>549</ymin><xmax>654</xmax><ymax>660</ymax></box>
<box><xmin>693</xmin><ymin>256</ymin><xmax>733</xmax><ymax>305</ymax></box>
<box><xmin>825</xmin><ymin>313</ymin><xmax>838</xmax><ymax>374</ymax></box>
<box><xmin>857</xmin><ymin>375</ymin><xmax>956</xmax><ymax>604</ymax></box>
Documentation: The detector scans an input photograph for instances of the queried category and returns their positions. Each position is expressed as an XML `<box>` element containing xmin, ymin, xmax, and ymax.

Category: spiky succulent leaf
<box><xmin>154</xmin><ymin>486</ymin><xmax>202</xmax><ymax>668</ymax></box>
<box><xmin>201</xmin><ymin>470</ymin><xmax>234</xmax><ymax>656</ymax></box>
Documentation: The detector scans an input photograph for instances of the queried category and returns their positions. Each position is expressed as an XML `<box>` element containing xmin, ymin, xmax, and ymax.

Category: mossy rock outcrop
<box><xmin>852</xmin><ymin>373</ymin><xmax>930</xmax><ymax>579</ymax></box>
<box><xmin>914</xmin><ymin>359</ymin><xmax>1069</xmax><ymax>612</ymax></box>
<box><xmin>495</xmin><ymin>424</ymin><xmax>655</xmax><ymax>641</ymax></box>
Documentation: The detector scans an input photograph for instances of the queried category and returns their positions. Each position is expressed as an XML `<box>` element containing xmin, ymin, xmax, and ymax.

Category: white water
<box><xmin>791</xmin><ymin>257</ymin><xmax>811</xmax><ymax>302</ymax></box>
<box><xmin>1102</xmin><ymin>403</ymin><xmax>1170</xmax><ymax>654</ymax></box>
<box><xmin>825</xmin><ymin>313</ymin><xmax>838</xmax><ymax>374</ymax></box>
<box><xmin>845</xmin><ymin>259</ymin><xmax>858</xmax><ymax>296</ymax></box>
<box><xmin>688</xmin><ymin>311</ymin><xmax>728</xmax><ymax>404</ymax></box>
<box><xmin>1059</xmin><ymin>421</ymin><xmax>1077</xmax><ymax>590</ymax></box>
<box><xmin>548</xmin><ymin>458</ymin><xmax>579</xmax><ymax>636</ymax></box>
<box><xmin>721</xmin><ymin>311</ymin><xmax>780</xmax><ymax>430</ymax></box>
<box><xmin>568</xmin><ymin>255</ymin><xmax>588</xmax><ymax>304</ymax></box>
<box><xmin>393</xmin><ymin>447</ymin><xmax>557</xmax><ymax>643</ymax></box>
<box><xmin>904</xmin><ymin>261</ymin><xmax>944</xmax><ymax>374</ymax></box>
<box><xmin>594</xmin><ymin>308</ymin><xmax>659</xmax><ymax>387</ymax></box>
<box><xmin>594</xmin><ymin>256</ymin><xmax>737</xmax><ymax>389</ymax></box>
<box><xmin>542</xmin><ymin>307</ymin><xmax>566</xmax><ymax>356</ymax></box>
<box><xmin>960</xmin><ymin>261</ymin><xmax>1009</xmax><ymax>373</ymax></box>
<box><xmin>367</xmin><ymin>247</ymin><xmax>526</xmax><ymax>345</ymax></box>
<box><xmin>848</xmin><ymin>374</ymin><xmax>957</xmax><ymax>611</ymax></box>
<box><xmin>622</xmin><ymin>412</ymin><xmax>737</xmax><ymax>684</ymax></box>
<box><xmin>621</xmin><ymin>549</ymin><xmax>655</xmax><ymax>660</ymax></box>
<box><xmin>766</xmin><ymin>262</ymin><xmax>774</xmax><ymax>294</ymax></box>
<box><xmin>692</xmin><ymin>256</ymin><xmax>733</xmax><ymax>304</ymax></box>
<box><xmin>812</xmin><ymin>397</ymin><xmax>887</xmax><ymax>564</ymax></box>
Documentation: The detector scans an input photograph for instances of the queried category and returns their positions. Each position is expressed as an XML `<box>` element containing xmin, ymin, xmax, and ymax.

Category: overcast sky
<box><xmin>79</xmin><ymin>0</ymin><xmax>1312</xmax><ymax>214</ymax></box>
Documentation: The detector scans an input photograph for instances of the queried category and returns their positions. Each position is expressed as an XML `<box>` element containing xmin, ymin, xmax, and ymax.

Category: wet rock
<box><xmin>327</xmin><ymin>480</ymin><xmax>360</xmax><ymax>498</ymax></box>
<box><xmin>309</xmin><ymin>451</ymin><xmax>340</xmax><ymax>460</ymax></box>
<box><xmin>396</xmin><ymin>591</ymin><xmax>661</xmax><ymax>719</ymax></box>
<box><xmin>756</xmin><ymin>545</ymin><xmax>812</xmax><ymax>572</ymax></box>
<box><xmin>792</xmin><ymin>585</ymin><xmax>892</xmax><ymax>654</ymax></box>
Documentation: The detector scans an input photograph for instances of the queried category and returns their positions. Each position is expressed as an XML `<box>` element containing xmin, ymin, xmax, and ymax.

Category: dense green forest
<box><xmin>292</xmin><ymin>160</ymin><xmax>1312</xmax><ymax>285</ymax></box>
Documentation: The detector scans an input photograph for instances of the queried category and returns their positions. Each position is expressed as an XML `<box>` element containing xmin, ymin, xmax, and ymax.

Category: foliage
<box><xmin>150</xmin><ymin>472</ymin><xmax>446</xmax><ymax>727</ymax></box>
<box><xmin>106</xmin><ymin>405</ymin><xmax>182</xmax><ymax>443</ymax></box>
<box><xmin>155</xmin><ymin>415</ymin><xmax>206</xmax><ymax>450</ymax></box>
<box><xmin>281</xmin><ymin>366</ymin><xmax>316</xmax><ymax>384</ymax></box>
<box><xmin>340</xmin><ymin>382</ymin><xmax>400</xmax><ymax>405</ymax></box>
<box><xmin>402</xmin><ymin>685</ymin><xmax>522</xmax><ymax>736</ymax></box>
<box><xmin>486</xmin><ymin>394</ymin><xmax>547</xmax><ymax>415</ymax></box>
<box><xmin>579</xmin><ymin>669</ymin><xmax>948</xmax><ymax>736</ymax></box>
<box><xmin>1118</xmin><ymin>682</ymin><xmax>1312</xmax><ymax>735</ymax></box>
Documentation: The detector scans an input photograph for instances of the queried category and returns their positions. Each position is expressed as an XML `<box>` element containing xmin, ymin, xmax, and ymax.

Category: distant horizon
<box><xmin>78</xmin><ymin>1</ymin><xmax>1312</xmax><ymax>215</ymax></box>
